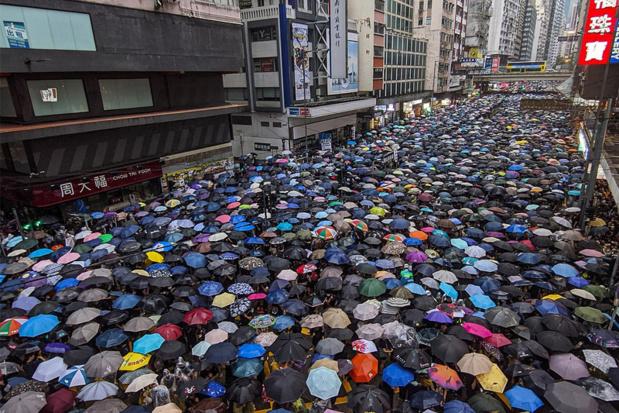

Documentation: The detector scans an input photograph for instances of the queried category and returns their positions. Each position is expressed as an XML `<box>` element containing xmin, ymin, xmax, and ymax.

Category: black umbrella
<box><xmin>264</xmin><ymin>368</ymin><xmax>307</xmax><ymax>403</ymax></box>
<box><xmin>535</xmin><ymin>330</ymin><xmax>574</xmax><ymax>352</ymax></box>
<box><xmin>347</xmin><ymin>384</ymin><xmax>391</xmax><ymax>413</ymax></box>
<box><xmin>410</xmin><ymin>390</ymin><xmax>443</xmax><ymax>410</ymax></box>
<box><xmin>177</xmin><ymin>377</ymin><xmax>208</xmax><ymax>400</ymax></box>
<box><xmin>393</xmin><ymin>347</ymin><xmax>431</xmax><ymax>369</ymax></box>
<box><xmin>158</xmin><ymin>310</ymin><xmax>184</xmax><ymax>326</ymax></box>
<box><xmin>155</xmin><ymin>340</ymin><xmax>185</xmax><ymax>361</ymax></box>
<box><xmin>226</xmin><ymin>378</ymin><xmax>261</xmax><ymax>404</ymax></box>
<box><xmin>540</xmin><ymin>314</ymin><xmax>580</xmax><ymax>337</ymax></box>
<box><xmin>430</xmin><ymin>335</ymin><xmax>469</xmax><ymax>363</ymax></box>
<box><xmin>230</xmin><ymin>326</ymin><xmax>255</xmax><ymax>346</ymax></box>
<box><xmin>204</xmin><ymin>342</ymin><xmax>238</xmax><ymax>364</ymax></box>
<box><xmin>269</xmin><ymin>333</ymin><xmax>312</xmax><ymax>363</ymax></box>
<box><xmin>64</xmin><ymin>346</ymin><xmax>96</xmax><ymax>366</ymax></box>
<box><xmin>327</xmin><ymin>328</ymin><xmax>354</xmax><ymax>341</ymax></box>
<box><xmin>545</xmin><ymin>381</ymin><xmax>598</xmax><ymax>413</ymax></box>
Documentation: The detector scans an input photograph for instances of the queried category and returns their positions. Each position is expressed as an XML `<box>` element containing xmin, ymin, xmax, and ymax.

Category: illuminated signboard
<box><xmin>578</xmin><ymin>0</ymin><xmax>618</xmax><ymax>65</ymax></box>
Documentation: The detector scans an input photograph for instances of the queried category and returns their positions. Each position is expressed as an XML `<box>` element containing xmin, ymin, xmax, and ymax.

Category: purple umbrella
<box><xmin>424</xmin><ymin>311</ymin><xmax>454</xmax><ymax>324</ymax></box>
<box><xmin>193</xmin><ymin>234</ymin><xmax>210</xmax><ymax>243</ymax></box>
<box><xmin>406</xmin><ymin>251</ymin><xmax>428</xmax><ymax>263</ymax></box>
<box><xmin>12</xmin><ymin>297</ymin><xmax>41</xmax><ymax>312</ymax></box>
<box><xmin>549</xmin><ymin>353</ymin><xmax>590</xmax><ymax>380</ymax></box>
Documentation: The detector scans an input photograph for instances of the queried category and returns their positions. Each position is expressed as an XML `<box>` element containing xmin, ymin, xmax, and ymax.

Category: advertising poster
<box><xmin>491</xmin><ymin>57</ymin><xmax>500</xmax><ymax>73</ymax></box>
<box><xmin>319</xmin><ymin>133</ymin><xmax>333</xmax><ymax>151</ymax></box>
<box><xmin>292</xmin><ymin>22</ymin><xmax>310</xmax><ymax>101</ymax></box>
<box><xmin>578</xmin><ymin>0</ymin><xmax>618</xmax><ymax>65</ymax></box>
<box><xmin>3</xmin><ymin>21</ymin><xmax>29</xmax><ymax>49</ymax></box>
<box><xmin>329</xmin><ymin>0</ymin><xmax>347</xmax><ymax>78</ymax></box>
<box><xmin>328</xmin><ymin>32</ymin><xmax>358</xmax><ymax>95</ymax></box>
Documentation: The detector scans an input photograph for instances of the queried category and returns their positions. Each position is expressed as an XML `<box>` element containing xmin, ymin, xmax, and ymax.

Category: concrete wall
<box><xmin>348</xmin><ymin>0</ymin><xmax>375</xmax><ymax>93</ymax></box>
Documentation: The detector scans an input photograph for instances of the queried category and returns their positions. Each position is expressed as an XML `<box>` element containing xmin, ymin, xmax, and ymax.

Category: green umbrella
<box><xmin>358</xmin><ymin>279</ymin><xmax>387</xmax><ymax>297</ymax></box>
<box><xmin>583</xmin><ymin>285</ymin><xmax>610</xmax><ymax>299</ymax></box>
<box><xmin>98</xmin><ymin>234</ymin><xmax>113</xmax><ymax>243</ymax></box>
<box><xmin>74</xmin><ymin>244</ymin><xmax>92</xmax><ymax>254</ymax></box>
<box><xmin>574</xmin><ymin>306</ymin><xmax>607</xmax><ymax>324</ymax></box>
<box><xmin>468</xmin><ymin>393</ymin><xmax>506</xmax><ymax>413</ymax></box>
<box><xmin>13</xmin><ymin>238</ymin><xmax>38</xmax><ymax>250</ymax></box>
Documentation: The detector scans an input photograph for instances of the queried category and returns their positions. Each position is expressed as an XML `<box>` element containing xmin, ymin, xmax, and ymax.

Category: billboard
<box><xmin>328</xmin><ymin>32</ymin><xmax>358</xmax><ymax>95</ymax></box>
<box><xmin>491</xmin><ymin>57</ymin><xmax>500</xmax><ymax>73</ymax></box>
<box><xmin>578</xmin><ymin>0</ymin><xmax>618</xmax><ymax>65</ymax></box>
<box><xmin>330</xmin><ymin>0</ymin><xmax>347</xmax><ymax>78</ymax></box>
<box><xmin>292</xmin><ymin>22</ymin><xmax>310</xmax><ymax>101</ymax></box>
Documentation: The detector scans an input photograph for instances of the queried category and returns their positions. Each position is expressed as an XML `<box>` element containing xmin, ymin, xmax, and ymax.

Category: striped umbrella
<box><xmin>350</xmin><ymin>220</ymin><xmax>368</xmax><ymax>232</ymax></box>
<box><xmin>383</xmin><ymin>234</ymin><xmax>406</xmax><ymax>242</ymax></box>
<box><xmin>0</xmin><ymin>317</ymin><xmax>28</xmax><ymax>336</ymax></box>
<box><xmin>314</xmin><ymin>226</ymin><xmax>337</xmax><ymax>241</ymax></box>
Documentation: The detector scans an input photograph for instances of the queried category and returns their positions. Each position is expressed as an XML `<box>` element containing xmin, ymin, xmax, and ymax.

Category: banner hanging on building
<box><xmin>578</xmin><ymin>0</ymin><xmax>618</xmax><ymax>65</ymax></box>
<box><xmin>491</xmin><ymin>57</ymin><xmax>500</xmax><ymax>73</ymax></box>
<box><xmin>328</xmin><ymin>32</ymin><xmax>358</xmax><ymax>95</ymax></box>
<box><xmin>292</xmin><ymin>22</ymin><xmax>310</xmax><ymax>101</ymax></box>
<box><xmin>329</xmin><ymin>0</ymin><xmax>347</xmax><ymax>79</ymax></box>
<box><xmin>3</xmin><ymin>21</ymin><xmax>29</xmax><ymax>49</ymax></box>
<box><xmin>319</xmin><ymin>133</ymin><xmax>333</xmax><ymax>151</ymax></box>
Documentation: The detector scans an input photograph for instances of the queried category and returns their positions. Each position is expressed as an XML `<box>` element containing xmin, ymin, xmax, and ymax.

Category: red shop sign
<box><xmin>578</xmin><ymin>0</ymin><xmax>618</xmax><ymax>65</ymax></box>
<box><xmin>5</xmin><ymin>161</ymin><xmax>163</xmax><ymax>208</ymax></box>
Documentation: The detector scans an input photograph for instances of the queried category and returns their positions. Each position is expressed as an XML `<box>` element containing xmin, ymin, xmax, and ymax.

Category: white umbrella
<box><xmin>583</xmin><ymin>349</ymin><xmax>617</xmax><ymax>373</ymax></box>
<box><xmin>570</xmin><ymin>289</ymin><xmax>597</xmax><ymax>301</ymax></box>
<box><xmin>432</xmin><ymin>270</ymin><xmax>458</xmax><ymax>284</ymax></box>
<box><xmin>353</xmin><ymin>302</ymin><xmax>380</xmax><ymax>321</ymax></box>
<box><xmin>32</xmin><ymin>356</ymin><xmax>67</xmax><ymax>382</ymax></box>
<box><xmin>126</xmin><ymin>373</ymin><xmax>159</xmax><ymax>393</ymax></box>
<box><xmin>77</xmin><ymin>381</ymin><xmax>119</xmax><ymax>401</ymax></box>
<box><xmin>192</xmin><ymin>341</ymin><xmax>211</xmax><ymax>357</ymax></box>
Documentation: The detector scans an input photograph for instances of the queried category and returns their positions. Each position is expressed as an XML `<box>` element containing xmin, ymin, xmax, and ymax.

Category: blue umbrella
<box><xmin>276</xmin><ymin>222</ymin><xmax>293</xmax><ymax>231</ymax></box>
<box><xmin>404</xmin><ymin>282</ymin><xmax>427</xmax><ymax>295</ymax></box>
<box><xmin>266</xmin><ymin>289</ymin><xmax>289</xmax><ymax>304</ymax></box>
<box><xmin>28</xmin><ymin>249</ymin><xmax>53</xmax><ymax>259</ymax></box>
<box><xmin>535</xmin><ymin>299</ymin><xmax>569</xmax><ymax>316</ymax></box>
<box><xmin>469</xmin><ymin>294</ymin><xmax>496</xmax><ymax>310</ymax></box>
<box><xmin>231</xmin><ymin>357</ymin><xmax>264</xmax><ymax>378</ymax></box>
<box><xmin>324</xmin><ymin>248</ymin><xmax>350</xmax><ymax>265</ymax></box>
<box><xmin>506</xmin><ymin>224</ymin><xmax>528</xmax><ymax>233</ymax></box>
<box><xmin>59</xmin><ymin>365</ymin><xmax>90</xmax><ymax>387</ymax></box>
<box><xmin>424</xmin><ymin>311</ymin><xmax>453</xmax><ymax>324</ymax></box>
<box><xmin>439</xmin><ymin>282</ymin><xmax>458</xmax><ymax>300</ymax></box>
<box><xmin>517</xmin><ymin>253</ymin><xmax>542</xmax><ymax>265</ymax></box>
<box><xmin>134</xmin><ymin>333</ymin><xmax>165</xmax><ymax>354</ymax></box>
<box><xmin>55</xmin><ymin>278</ymin><xmax>80</xmax><ymax>291</ymax></box>
<box><xmin>199</xmin><ymin>281</ymin><xmax>224</xmax><ymax>296</ymax></box>
<box><xmin>473</xmin><ymin>260</ymin><xmax>498</xmax><ymax>272</ymax></box>
<box><xmin>185</xmin><ymin>252</ymin><xmax>207</xmax><ymax>269</ymax></box>
<box><xmin>238</xmin><ymin>343</ymin><xmax>266</xmax><ymax>358</ymax></box>
<box><xmin>552</xmin><ymin>263</ymin><xmax>579</xmax><ymax>278</ymax></box>
<box><xmin>306</xmin><ymin>367</ymin><xmax>341</xmax><ymax>400</ymax></box>
<box><xmin>273</xmin><ymin>315</ymin><xmax>296</xmax><ymax>331</ymax></box>
<box><xmin>96</xmin><ymin>328</ymin><xmax>128</xmax><ymax>348</ymax></box>
<box><xmin>245</xmin><ymin>237</ymin><xmax>266</xmax><ymax>245</ymax></box>
<box><xmin>382</xmin><ymin>363</ymin><xmax>415</xmax><ymax>387</ymax></box>
<box><xmin>568</xmin><ymin>276</ymin><xmax>590</xmax><ymax>287</ymax></box>
<box><xmin>474</xmin><ymin>276</ymin><xmax>501</xmax><ymax>293</ymax></box>
<box><xmin>443</xmin><ymin>400</ymin><xmax>475</xmax><ymax>413</ymax></box>
<box><xmin>19</xmin><ymin>314</ymin><xmax>59</xmax><ymax>337</ymax></box>
<box><xmin>230</xmin><ymin>215</ymin><xmax>246</xmax><ymax>224</ymax></box>
<box><xmin>113</xmin><ymin>294</ymin><xmax>140</xmax><ymax>310</ymax></box>
<box><xmin>202</xmin><ymin>381</ymin><xmax>226</xmax><ymax>397</ymax></box>
<box><xmin>505</xmin><ymin>385</ymin><xmax>543</xmax><ymax>412</ymax></box>
<box><xmin>404</xmin><ymin>237</ymin><xmax>423</xmax><ymax>246</ymax></box>
<box><xmin>234</xmin><ymin>223</ymin><xmax>255</xmax><ymax>232</ymax></box>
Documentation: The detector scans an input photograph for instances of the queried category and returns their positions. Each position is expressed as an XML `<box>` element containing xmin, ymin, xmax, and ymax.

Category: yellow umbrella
<box><xmin>120</xmin><ymin>353</ymin><xmax>151</xmax><ymax>371</ymax></box>
<box><xmin>542</xmin><ymin>294</ymin><xmax>564</xmax><ymax>301</ymax></box>
<box><xmin>369</xmin><ymin>207</ymin><xmax>386</xmax><ymax>217</ymax></box>
<box><xmin>590</xmin><ymin>218</ymin><xmax>606</xmax><ymax>227</ymax></box>
<box><xmin>515</xmin><ymin>140</ymin><xmax>528</xmax><ymax>145</ymax></box>
<box><xmin>165</xmin><ymin>199</ymin><xmax>180</xmax><ymax>208</ymax></box>
<box><xmin>146</xmin><ymin>251</ymin><xmax>164</xmax><ymax>263</ymax></box>
<box><xmin>132</xmin><ymin>269</ymin><xmax>149</xmax><ymax>277</ymax></box>
<box><xmin>476</xmin><ymin>364</ymin><xmax>508</xmax><ymax>393</ymax></box>
<box><xmin>212</xmin><ymin>292</ymin><xmax>236</xmax><ymax>308</ymax></box>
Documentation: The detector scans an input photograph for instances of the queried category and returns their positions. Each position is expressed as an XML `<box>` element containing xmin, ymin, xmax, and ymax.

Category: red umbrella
<box><xmin>153</xmin><ymin>324</ymin><xmax>183</xmax><ymax>340</ymax></box>
<box><xmin>41</xmin><ymin>388</ymin><xmax>76</xmax><ymax>413</ymax></box>
<box><xmin>484</xmin><ymin>333</ymin><xmax>511</xmax><ymax>348</ymax></box>
<box><xmin>350</xmin><ymin>353</ymin><xmax>378</xmax><ymax>383</ymax></box>
<box><xmin>183</xmin><ymin>308</ymin><xmax>213</xmax><ymax>325</ymax></box>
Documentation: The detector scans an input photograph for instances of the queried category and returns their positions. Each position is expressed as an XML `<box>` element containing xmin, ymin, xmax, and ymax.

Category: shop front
<box><xmin>402</xmin><ymin>99</ymin><xmax>424</xmax><ymax>118</ymax></box>
<box><xmin>1</xmin><ymin>161</ymin><xmax>163</xmax><ymax>219</ymax></box>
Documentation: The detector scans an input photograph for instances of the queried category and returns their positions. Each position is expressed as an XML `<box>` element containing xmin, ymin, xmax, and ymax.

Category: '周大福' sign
<box><xmin>578</xmin><ymin>0</ymin><xmax>619</xmax><ymax>65</ymax></box>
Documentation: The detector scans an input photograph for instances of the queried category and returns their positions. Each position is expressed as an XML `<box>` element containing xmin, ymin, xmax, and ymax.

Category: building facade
<box><xmin>224</xmin><ymin>0</ymin><xmax>376</xmax><ymax>158</ymax></box>
<box><xmin>0</xmin><ymin>0</ymin><xmax>244</xmax><ymax>214</ymax></box>
<box><xmin>465</xmin><ymin>0</ymin><xmax>520</xmax><ymax>61</ymax></box>
<box><xmin>516</xmin><ymin>0</ymin><xmax>537</xmax><ymax>61</ymax></box>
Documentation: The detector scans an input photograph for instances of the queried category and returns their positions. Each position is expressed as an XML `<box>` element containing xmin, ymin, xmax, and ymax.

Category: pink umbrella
<box><xmin>33</xmin><ymin>259</ymin><xmax>54</xmax><ymax>272</ymax></box>
<box><xmin>580</xmin><ymin>249</ymin><xmax>604</xmax><ymax>257</ymax></box>
<box><xmin>77</xmin><ymin>271</ymin><xmax>93</xmax><ymax>281</ymax></box>
<box><xmin>58</xmin><ymin>252</ymin><xmax>80</xmax><ymax>264</ymax></box>
<box><xmin>420</xmin><ymin>227</ymin><xmax>435</xmax><ymax>233</ymax></box>
<box><xmin>484</xmin><ymin>333</ymin><xmax>511</xmax><ymax>347</ymax></box>
<box><xmin>227</xmin><ymin>202</ymin><xmax>240</xmax><ymax>209</ymax></box>
<box><xmin>215</xmin><ymin>215</ymin><xmax>231</xmax><ymax>223</ymax></box>
<box><xmin>462</xmin><ymin>322</ymin><xmax>492</xmax><ymax>338</ymax></box>
<box><xmin>84</xmin><ymin>232</ymin><xmax>102</xmax><ymax>242</ymax></box>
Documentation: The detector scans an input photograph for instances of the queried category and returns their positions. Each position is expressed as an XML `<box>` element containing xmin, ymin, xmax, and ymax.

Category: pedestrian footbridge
<box><xmin>474</xmin><ymin>72</ymin><xmax>572</xmax><ymax>82</ymax></box>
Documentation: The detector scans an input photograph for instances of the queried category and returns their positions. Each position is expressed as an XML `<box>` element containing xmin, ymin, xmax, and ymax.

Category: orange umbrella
<box><xmin>409</xmin><ymin>230</ymin><xmax>428</xmax><ymax>241</ymax></box>
<box><xmin>350</xmin><ymin>353</ymin><xmax>378</xmax><ymax>383</ymax></box>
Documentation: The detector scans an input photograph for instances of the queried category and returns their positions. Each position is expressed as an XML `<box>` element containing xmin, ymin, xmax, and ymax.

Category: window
<box><xmin>0</xmin><ymin>77</ymin><xmax>16</xmax><ymax>117</ymax></box>
<box><xmin>250</xmin><ymin>26</ymin><xmax>277</xmax><ymax>42</ymax></box>
<box><xmin>418</xmin><ymin>18</ymin><xmax>423</xmax><ymax>26</ymax></box>
<box><xmin>426</xmin><ymin>17</ymin><xmax>431</xmax><ymax>25</ymax></box>
<box><xmin>419</xmin><ymin>1</ymin><xmax>424</xmax><ymax>9</ymax></box>
<box><xmin>272</xmin><ymin>122</ymin><xmax>282</xmax><ymax>128</ymax></box>
<box><xmin>298</xmin><ymin>0</ymin><xmax>311</xmax><ymax>11</ymax></box>
<box><xmin>226</xmin><ymin>88</ymin><xmax>248</xmax><ymax>101</ymax></box>
<box><xmin>99</xmin><ymin>78</ymin><xmax>153</xmax><ymax>111</ymax></box>
<box><xmin>231</xmin><ymin>115</ymin><xmax>252</xmax><ymax>125</ymax></box>
<box><xmin>255</xmin><ymin>88</ymin><xmax>280</xmax><ymax>101</ymax></box>
<box><xmin>27</xmin><ymin>79</ymin><xmax>88</xmax><ymax>117</ymax></box>
<box><xmin>374</xmin><ymin>46</ymin><xmax>384</xmax><ymax>57</ymax></box>
<box><xmin>260</xmin><ymin>121</ymin><xmax>270</xmax><ymax>127</ymax></box>
<box><xmin>427</xmin><ymin>0</ymin><xmax>432</xmax><ymax>8</ymax></box>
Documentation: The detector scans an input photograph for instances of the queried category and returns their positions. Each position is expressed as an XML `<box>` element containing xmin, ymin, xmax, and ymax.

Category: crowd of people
<box><xmin>0</xmin><ymin>89</ymin><xmax>618</xmax><ymax>413</ymax></box>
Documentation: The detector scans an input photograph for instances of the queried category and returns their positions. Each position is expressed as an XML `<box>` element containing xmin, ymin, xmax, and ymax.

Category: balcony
<box><xmin>241</xmin><ymin>4</ymin><xmax>295</xmax><ymax>21</ymax></box>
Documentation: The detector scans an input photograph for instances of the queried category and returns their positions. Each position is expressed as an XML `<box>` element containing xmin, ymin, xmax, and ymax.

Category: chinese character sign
<box><xmin>330</xmin><ymin>0</ymin><xmax>347</xmax><ymax>79</ymax></box>
<box><xmin>579</xmin><ymin>0</ymin><xmax>619</xmax><ymax>65</ymax></box>
<box><xmin>3</xmin><ymin>21</ymin><xmax>29</xmax><ymax>49</ymax></box>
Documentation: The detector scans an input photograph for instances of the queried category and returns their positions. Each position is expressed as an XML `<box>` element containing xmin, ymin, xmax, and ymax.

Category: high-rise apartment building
<box><xmin>516</xmin><ymin>0</ymin><xmax>538</xmax><ymax>61</ymax></box>
<box><xmin>465</xmin><ymin>0</ymin><xmax>520</xmax><ymax>61</ymax></box>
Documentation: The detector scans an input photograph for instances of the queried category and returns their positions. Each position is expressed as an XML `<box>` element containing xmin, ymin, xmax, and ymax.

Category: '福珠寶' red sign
<box><xmin>578</xmin><ymin>0</ymin><xmax>619</xmax><ymax>65</ymax></box>
<box><xmin>21</xmin><ymin>161</ymin><xmax>163</xmax><ymax>207</ymax></box>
